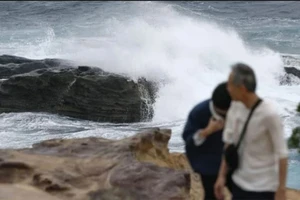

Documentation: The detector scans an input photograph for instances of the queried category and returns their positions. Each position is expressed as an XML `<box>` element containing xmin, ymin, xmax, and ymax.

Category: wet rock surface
<box><xmin>0</xmin><ymin>55</ymin><xmax>157</xmax><ymax>123</ymax></box>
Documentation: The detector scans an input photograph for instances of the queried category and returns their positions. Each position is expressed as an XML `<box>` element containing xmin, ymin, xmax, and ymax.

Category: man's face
<box><xmin>227</xmin><ymin>72</ymin><xmax>243</xmax><ymax>101</ymax></box>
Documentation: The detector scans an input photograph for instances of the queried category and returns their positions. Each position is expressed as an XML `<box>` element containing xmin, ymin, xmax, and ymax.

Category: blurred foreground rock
<box><xmin>0</xmin><ymin>128</ymin><xmax>299</xmax><ymax>200</ymax></box>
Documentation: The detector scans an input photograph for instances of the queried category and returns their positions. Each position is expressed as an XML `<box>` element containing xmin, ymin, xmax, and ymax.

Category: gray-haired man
<box><xmin>214</xmin><ymin>63</ymin><xmax>288</xmax><ymax>200</ymax></box>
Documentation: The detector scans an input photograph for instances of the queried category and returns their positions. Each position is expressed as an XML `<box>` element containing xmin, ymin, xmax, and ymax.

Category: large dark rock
<box><xmin>280</xmin><ymin>55</ymin><xmax>300</xmax><ymax>85</ymax></box>
<box><xmin>279</xmin><ymin>67</ymin><xmax>300</xmax><ymax>85</ymax></box>
<box><xmin>284</xmin><ymin>67</ymin><xmax>300</xmax><ymax>79</ymax></box>
<box><xmin>0</xmin><ymin>55</ymin><xmax>157</xmax><ymax>123</ymax></box>
<box><xmin>0</xmin><ymin>55</ymin><xmax>74</xmax><ymax>79</ymax></box>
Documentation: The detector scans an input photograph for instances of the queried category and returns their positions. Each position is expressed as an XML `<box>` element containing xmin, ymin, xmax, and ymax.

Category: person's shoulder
<box><xmin>189</xmin><ymin>99</ymin><xmax>210</xmax><ymax>116</ymax></box>
<box><xmin>228</xmin><ymin>100</ymin><xmax>245</xmax><ymax>111</ymax></box>
<box><xmin>260</xmin><ymin>99</ymin><xmax>281</xmax><ymax>118</ymax></box>
<box><xmin>261</xmin><ymin>99</ymin><xmax>278</xmax><ymax>112</ymax></box>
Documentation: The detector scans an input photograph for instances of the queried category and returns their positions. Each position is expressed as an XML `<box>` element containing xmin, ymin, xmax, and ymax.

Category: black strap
<box><xmin>236</xmin><ymin>98</ymin><xmax>262</xmax><ymax>149</ymax></box>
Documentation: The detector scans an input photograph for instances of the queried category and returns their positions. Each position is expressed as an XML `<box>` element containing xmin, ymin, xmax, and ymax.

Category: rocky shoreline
<box><xmin>0</xmin><ymin>54</ymin><xmax>300</xmax><ymax>124</ymax></box>
<box><xmin>0</xmin><ymin>128</ymin><xmax>299</xmax><ymax>200</ymax></box>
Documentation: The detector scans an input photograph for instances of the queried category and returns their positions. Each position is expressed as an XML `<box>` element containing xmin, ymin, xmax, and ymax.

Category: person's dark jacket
<box><xmin>182</xmin><ymin>99</ymin><xmax>224</xmax><ymax>175</ymax></box>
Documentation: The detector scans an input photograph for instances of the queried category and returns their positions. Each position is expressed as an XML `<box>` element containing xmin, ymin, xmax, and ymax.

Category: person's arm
<box><xmin>214</xmin><ymin>104</ymin><xmax>235</xmax><ymax>200</ymax></box>
<box><xmin>193</xmin><ymin>118</ymin><xmax>225</xmax><ymax>146</ymax></box>
<box><xmin>278</xmin><ymin>158</ymin><xmax>288</xmax><ymax>189</ymax></box>
<box><xmin>182</xmin><ymin>112</ymin><xmax>198</xmax><ymax>144</ymax></box>
<box><xmin>265</xmin><ymin>113</ymin><xmax>289</xmax><ymax>198</ymax></box>
<box><xmin>182</xmin><ymin>107</ymin><xmax>212</xmax><ymax>146</ymax></box>
<box><xmin>214</xmin><ymin>144</ymin><xmax>229</xmax><ymax>200</ymax></box>
<box><xmin>192</xmin><ymin>129</ymin><xmax>207</xmax><ymax>146</ymax></box>
<box><xmin>218</xmin><ymin>144</ymin><xmax>229</xmax><ymax>177</ymax></box>
<box><xmin>183</xmin><ymin>104</ymin><xmax>225</xmax><ymax>146</ymax></box>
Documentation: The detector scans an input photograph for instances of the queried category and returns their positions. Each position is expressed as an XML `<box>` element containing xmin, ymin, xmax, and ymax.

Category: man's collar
<box><xmin>209</xmin><ymin>101</ymin><xmax>224</xmax><ymax>121</ymax></box>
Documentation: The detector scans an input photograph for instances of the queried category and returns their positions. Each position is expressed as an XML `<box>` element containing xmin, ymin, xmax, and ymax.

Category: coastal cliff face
<box><xmin>0</xmin><ymin>128</ymin><xmax>299</xmax><ymax>200</ymax></box>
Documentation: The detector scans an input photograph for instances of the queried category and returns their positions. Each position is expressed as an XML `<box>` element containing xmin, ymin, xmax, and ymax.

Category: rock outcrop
<box><xmin>280</xmin><ymin>67</ymin><xmax>300</xmax><ymax>85</ymax></box>
<box><xmin>284</xmin><ymin>67</ymin><xmax>300</xmax><ymax>79</ymax></box>
<box><xmin>0</xmin><ymin>55</ymin><xmax>158</xmax><ymax>123</ymax></box>
<box><xmin>0</xmin><ymin>128</ymin><xmax>299</xmax><ymax>200</ymax></box>
<box><xmin>0</xmin><ymin>129</ymin><xmax>191</xmax><ymax>200</ymax></box>
<box><xmin>280</xmin><ymin>55</ymin><xmax>300</xmax><ymax>85</ymax></box>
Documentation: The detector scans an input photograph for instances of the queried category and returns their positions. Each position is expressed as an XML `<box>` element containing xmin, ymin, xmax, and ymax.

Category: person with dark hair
<box><xmin>214</xmin><ymin>63</ymin><xmax>288</xmax><ymax>200</ymax></box>
<box><xmin>182</xmin><ymin>82</ymin><xmax>232</xmax><ymax>200</ymax></box>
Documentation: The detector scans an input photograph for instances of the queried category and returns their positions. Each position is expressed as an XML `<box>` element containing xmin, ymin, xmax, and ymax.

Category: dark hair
<box><xmin>231</xmin><ymin>63</ymin><xmax>257</xmax><ymax>92</ymax></box>
<box><xmin>212</xmin><ymin>82</ymin><xmax>232</xmax><ymax>110</ymax></box>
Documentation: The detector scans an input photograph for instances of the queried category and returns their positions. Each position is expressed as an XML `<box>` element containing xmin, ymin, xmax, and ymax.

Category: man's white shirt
<box><xmin>223</xmin><ymin>100</ymin><xmax>289</xmax><ymax>192</ymax></box>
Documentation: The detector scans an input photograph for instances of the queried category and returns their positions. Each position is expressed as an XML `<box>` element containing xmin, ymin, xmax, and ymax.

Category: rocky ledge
<box><xmin>0</xmin><ymin>128</ymin><xmax>299</xmax><ymax>200</ymax></box>
<box><xmin>0</xmin><ymin>55</ymin><xmax>158</xmax><ymax>123</ymax></box>
<box><xmin>280</xmin><ymin>55</ymin><xmax>300</xmax><ymax>85</ymax></box>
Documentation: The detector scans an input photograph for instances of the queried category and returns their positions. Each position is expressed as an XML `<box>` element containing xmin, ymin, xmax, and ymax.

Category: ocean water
<box><xmin>0</xmin><ymin>1</ymin><xmax>299</xmax><ymax>189</ymax></box>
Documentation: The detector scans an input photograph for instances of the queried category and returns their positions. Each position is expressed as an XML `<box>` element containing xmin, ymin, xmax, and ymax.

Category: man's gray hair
<box><xmin>231</xmin><ymin>63</ymin><xmax>257</xmax><ymax>92</ymax></box>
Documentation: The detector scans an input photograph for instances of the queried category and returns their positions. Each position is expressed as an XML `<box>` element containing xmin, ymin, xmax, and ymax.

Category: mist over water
<box><xmin>0</xmin><ymin>1</ymin><xmax>299</xmax><ymax>189</ymax></box>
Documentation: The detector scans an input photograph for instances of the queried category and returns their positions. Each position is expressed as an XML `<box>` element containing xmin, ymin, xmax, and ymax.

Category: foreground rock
<box><xmin>0</xmin><ymin>129</ymin><xmax>191</xmax><ymax>200</ymax></box>
<box><xmin>0</xmin><ymin>128</ymin><xmax>299</xmax><ymax>200</ymax></box>
<box><xmin>0</xmin><ymin>184</ymin><xmax>60</xmax><ymax>200</ymax></box>
<box><xmin>0</xmin><ymin>55</ymin><xmax>157</xmax><ymax>123</ymax></box>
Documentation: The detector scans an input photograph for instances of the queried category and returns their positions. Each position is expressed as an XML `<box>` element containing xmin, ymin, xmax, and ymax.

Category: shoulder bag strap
<box><xmin>236</xmin><ymin>98</ymin><xmax>262</xmax><ymax>149</ymax></box>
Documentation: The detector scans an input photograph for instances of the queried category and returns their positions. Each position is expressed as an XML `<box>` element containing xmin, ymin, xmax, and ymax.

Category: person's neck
<box><xmin>241</xmin><ymin>93</ymin><xmax>260</xmax><ymax>109</ymax></box>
